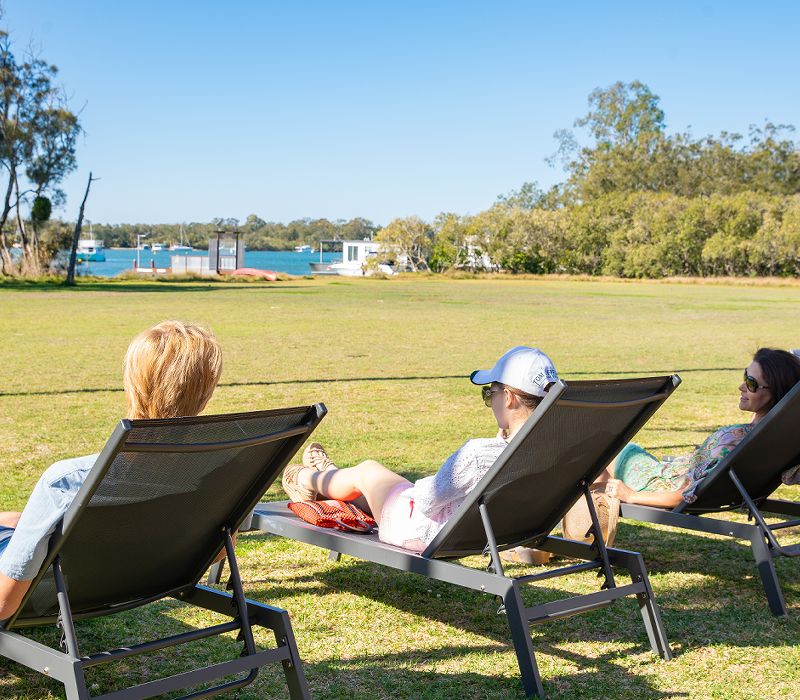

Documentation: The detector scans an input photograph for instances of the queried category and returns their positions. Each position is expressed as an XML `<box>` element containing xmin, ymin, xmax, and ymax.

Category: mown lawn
<box><xmin>0</xmin><ymin>275</ymin><xmax>798</xmax><ymax>699</ymax></box>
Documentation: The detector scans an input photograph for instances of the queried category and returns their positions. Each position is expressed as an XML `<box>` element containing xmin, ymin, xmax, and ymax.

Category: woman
<box><xmin>0</xmin><ymin>320</ymin><xmax>223</xmax><ymax>619</ymax></box>
<box><xmin>601</xmin><ymin>348</ymin><xmax>800</xmax><ymax>507</ymax></box>
<box><xmin>282</xmin><ymin>346</ymin><xmax>558</xmax><ymax>552</ymax></box>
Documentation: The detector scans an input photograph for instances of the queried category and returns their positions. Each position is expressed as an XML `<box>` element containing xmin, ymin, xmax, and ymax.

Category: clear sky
<box><xmin>3</xmin><ymin>0</ymin><xmax>799</xmax><ymax>226</ymax></box>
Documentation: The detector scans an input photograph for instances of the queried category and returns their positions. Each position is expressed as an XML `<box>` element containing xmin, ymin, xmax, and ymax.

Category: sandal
<box><xmin>303</xmin><ymin>442</ymin><xmax>338</xmax><ymax>472</ymax></box>
<box><xmin>281</xmin><ymin>463</ymin><xmax>317</xmax><ymax>502</ymax></box>
<box><xmin>500</xmin><ymin>547</ymin><xmax>552</xmax><ymax>565</ymax></box>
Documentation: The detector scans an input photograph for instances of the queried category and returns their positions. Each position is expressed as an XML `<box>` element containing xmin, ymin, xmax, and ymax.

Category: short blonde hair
<box><xmin>123</xmin><ymin>320</ymin><xmax>223</xmax><ymax>420</ymax></box>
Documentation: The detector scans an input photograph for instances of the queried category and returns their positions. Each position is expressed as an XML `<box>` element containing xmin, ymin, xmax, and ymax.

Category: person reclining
<box><xmin>0</xmin><ymin>320</ymin><xmax>223</xmax><ymax>619</ymax></box>
<box><xmin>282</xmin><ymin>346</ymin><xmax>558</xmax><ymax>552</ymax></box>
<box><xmin>598</xmin><ymin>348</ymin><xmax>800</xmax><ymax>507</ymax></box>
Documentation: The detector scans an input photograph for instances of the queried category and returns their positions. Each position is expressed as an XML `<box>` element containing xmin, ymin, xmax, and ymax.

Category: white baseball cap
<box><xmin>470</xmin><ymin>346</ymin><xmax>559</xmax><ymax>398</ymax></box>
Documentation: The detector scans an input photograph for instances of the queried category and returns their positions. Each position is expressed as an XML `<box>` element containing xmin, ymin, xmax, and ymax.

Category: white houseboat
<box><xmin>310</xmin><ymin>239</ymin><xmax>394</xmax><ymax>276</ymax></box>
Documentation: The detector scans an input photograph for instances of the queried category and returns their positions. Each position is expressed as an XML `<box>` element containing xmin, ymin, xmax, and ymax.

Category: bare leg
<box><xmin>300</xmin><ymin>460</ymin><xmax>411</xmax><ymax>524</ymax></box>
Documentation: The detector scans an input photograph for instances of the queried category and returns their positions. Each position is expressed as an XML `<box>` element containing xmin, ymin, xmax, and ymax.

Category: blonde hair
<box><xmin>123</xmin><ymin>320</ymin><xmax>223</xmax><ymax>420</ymax></box>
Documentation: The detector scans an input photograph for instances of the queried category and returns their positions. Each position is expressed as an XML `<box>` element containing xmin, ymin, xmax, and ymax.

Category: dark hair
<box><xmin>753</xmin><ymin>348</ymin><xmax>800</xmax><ymax>410</ymax></box>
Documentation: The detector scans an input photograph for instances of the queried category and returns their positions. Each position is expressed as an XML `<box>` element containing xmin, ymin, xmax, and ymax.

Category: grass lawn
<box><xmin>0</xmin><ymin>274</ymin><xmax>798</xmax><ymax>699</ymax></box>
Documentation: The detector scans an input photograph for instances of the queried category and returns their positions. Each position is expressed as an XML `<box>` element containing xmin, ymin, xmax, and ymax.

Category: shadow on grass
<box><xmin>0</xmin><ymin>278</ymin><xmax>308</xmax><ymax>293</ymax></box>
<box><xmin>237</xmin><ymin>534</ymin><xmax>688</xmax><ymax>697</ymax></box>
<box><xmin>0</xmin><ymin>376</ymin><xmax>739</xmax><ymax>400</ymax></box>
<box><xmin>0</xmin><ymin>587</ymin><xmax>680</xmax><ymax>700</ymax></box>
<box><xmin>308</xmin><ymin>645</ymin><xmax>684</xmax><ymax>700</ymax></box>
<box><xmin>240</xmin><ymin>528</ymin><xmax>799</xmax><ymax>661</ymax></box>
<box><xmin>0</xmin><ymin>596</ymin><xmax>305</xmax><ymax>700</ymax></box>
<box><xmin>612</xmin><ymin>519</ymin><xmax>800</xmax><ymax>623</ymax></box>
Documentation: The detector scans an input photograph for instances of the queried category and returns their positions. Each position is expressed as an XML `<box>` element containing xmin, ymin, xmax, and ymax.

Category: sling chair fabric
<box><xmin>0</xmin><ymin>404</ymin><xmax>326</xmax><ymax>700</ymax></box>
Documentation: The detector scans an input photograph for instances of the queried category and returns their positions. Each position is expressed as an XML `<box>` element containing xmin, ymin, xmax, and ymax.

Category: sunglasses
<box><xmin>743</xmin><ymin>370</ymin><xmax>769</xmax><ymax>393</ymax></box>
<box><xmin>481</xmin><ymin>385</ymin><xmax>504</xmax><ymax>407</ymax></box>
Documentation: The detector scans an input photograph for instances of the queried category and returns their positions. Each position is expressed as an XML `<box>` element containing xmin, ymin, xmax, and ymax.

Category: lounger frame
<box><xmin>0</xmin><ymin>405</ymin><xmax>327</xmax><ymax>700</ymax></box>
<box><xmin>240</xmin><ymin>377</ymin><xmax>680</xmax><ymax>697</ymax></box>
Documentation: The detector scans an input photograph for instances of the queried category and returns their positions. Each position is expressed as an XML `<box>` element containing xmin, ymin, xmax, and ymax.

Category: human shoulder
<box><xmin>453</xmin><ymin>437</ymin><xmax>508</xmax><ymax>465</ymax></box>
<box><xmin>38</xmin><ymin>454</ymin><xmax>98</xmax><ymax>488</ymax></box>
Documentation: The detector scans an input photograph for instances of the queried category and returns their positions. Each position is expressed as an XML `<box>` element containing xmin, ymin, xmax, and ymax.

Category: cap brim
<box><xmin>470</xmin><ymin>369</ymin><xmax>494</xmax><ymax>385</ymax></box>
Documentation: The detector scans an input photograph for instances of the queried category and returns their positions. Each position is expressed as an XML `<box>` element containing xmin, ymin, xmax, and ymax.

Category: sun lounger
<box><xmin>0</xmin><ymin>404</ymin><xmax>326</xmax><ymax>700</ymax></box>
<box><xmin>248</xmin><ymin>376</ymin><xmax>680</xmax><ymax>698</ymax></box>
<box><xmin>620</xmin><ymin>380</ymin><xmax>800</xmax><ymax>617</ymax></box>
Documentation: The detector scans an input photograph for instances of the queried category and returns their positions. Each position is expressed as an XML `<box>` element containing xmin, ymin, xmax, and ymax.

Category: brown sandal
<box><xmin>281</xmin><ymin>463</ymin><xmax>317</xmax><ymax>502</ymax></box>
<box><xmin>303</xmin><ymin>442</ymin><xmax>338</xmax><ymax>472</ymax></box>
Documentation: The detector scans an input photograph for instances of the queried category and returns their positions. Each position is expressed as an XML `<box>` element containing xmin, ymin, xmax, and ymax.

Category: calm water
<box><xmin>78</xmin><ymin>248</ymin><xmax>340</xmax><ymax>277</ymax></box>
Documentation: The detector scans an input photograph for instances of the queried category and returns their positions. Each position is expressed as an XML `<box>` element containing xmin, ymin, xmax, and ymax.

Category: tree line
<box><xmin>1</xmin><ymin>31</ymin><xmax>798</xmax><ymax>281</ymax></box>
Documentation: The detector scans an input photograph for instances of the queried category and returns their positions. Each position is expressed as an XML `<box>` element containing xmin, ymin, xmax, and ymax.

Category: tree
<box><xmin>0</xmin><ymin>18</ymin><xmax>80</xmax><ymax>276</ymax></box>
<box><xmin>65</xmin><ymin>171</ymin><xmax>96</xmax><ymax>285</ymax></box>
<box><xmin>552</xmin><ymin>81</ymin><xmax>667</xmax><ymax>202</ymax></box>
<box><xmin>375</xmin><ymin>216</ymin><xmax>433</xmax><ymax>271</ymax></box>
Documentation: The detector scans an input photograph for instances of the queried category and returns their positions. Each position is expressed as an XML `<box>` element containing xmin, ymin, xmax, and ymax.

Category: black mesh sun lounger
<box><xmin>247</xmin><ymin>376</ymin><xmax>680</xmax><ymax>698</ymax></box>
<box><xmin>620</xmin><ymin>380</ymin><xmax>800</xmax><ymax>617</ymax></box>
<box><xmin>0</xmin><ymin>404</ymin><xmax>326</xmax><ymax>700</ymax></box>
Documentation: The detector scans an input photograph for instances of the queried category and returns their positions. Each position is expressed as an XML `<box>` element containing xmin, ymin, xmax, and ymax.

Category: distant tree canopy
<box><xmin>89</xmin><ymin>217</ymin><xmax>380</xmax><ymax>252</ymax></box>
<box><xmin>551</xmin><ymin>80</ymin><xmax>800</xmax><ymax>203</ymax></box>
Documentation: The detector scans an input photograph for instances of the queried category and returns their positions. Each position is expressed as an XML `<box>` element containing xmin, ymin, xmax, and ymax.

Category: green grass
<box><xmin>0</xmin><ymin>275</ymin><xmax>798</xmax><ymax>699</ymax></box>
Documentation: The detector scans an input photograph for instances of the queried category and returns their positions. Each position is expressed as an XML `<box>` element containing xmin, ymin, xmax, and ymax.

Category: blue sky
<box><xmin>4</xmin><ymin>1</ymin><xmax>799</xmax><ymax>225</ymax></box>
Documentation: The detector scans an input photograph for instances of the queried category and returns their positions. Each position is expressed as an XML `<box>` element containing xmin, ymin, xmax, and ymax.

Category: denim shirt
<box><xmin>0</xmin><ymin>454</ymin><xmax>97</xmax><ymax>580</ymax></box>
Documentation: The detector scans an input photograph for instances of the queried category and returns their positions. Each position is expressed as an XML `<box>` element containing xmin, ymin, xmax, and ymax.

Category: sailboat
<box><xmin>169</xmin><ymin>224</ymin><xmax>193</xmax><ymax>252</ymax></box>
<box><xmin>76</xmin><ymin>222</ymin><xmax>106</xmax><ymax>262</ymax></box>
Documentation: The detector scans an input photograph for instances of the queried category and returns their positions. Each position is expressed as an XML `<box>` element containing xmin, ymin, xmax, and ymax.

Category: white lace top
<box><xmin>405</xmin><ymin>436</ymin><xmax>508</xmax><ymax>545</ymax></box>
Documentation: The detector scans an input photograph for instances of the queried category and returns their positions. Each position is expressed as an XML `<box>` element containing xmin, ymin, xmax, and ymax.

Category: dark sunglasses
<box><xmin>743</xmin><ymin>370</ymin><xmax>769</xmax><ymax>393</ymax></box>
<box><xmin>481</xmin><ymin>385</ymin><xmax>503</xmax><ymax>407</ymax></box>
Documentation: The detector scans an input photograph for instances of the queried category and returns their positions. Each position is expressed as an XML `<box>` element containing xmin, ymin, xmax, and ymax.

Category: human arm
<box><xmin>0</xmin><ymin>513</ymin><xmax>21</xmax><ymax>528</ymax></box>
<box><xmin>0</xmin><ymin>573</ymin><xmax>32</xmax><ymax>620</ymax></box>
<box><xmin>603</xmin><ymin>478</ymin><xmax>684</xmax><ymax>508</ymax></box>
<box><xmin>413</xmin><ymin>439</ymin><xmax>503</xmax><ymax>519</ymax></box>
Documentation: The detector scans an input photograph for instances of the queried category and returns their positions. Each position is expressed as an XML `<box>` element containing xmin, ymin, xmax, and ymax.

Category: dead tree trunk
<box><xmin>65</xmin><ymin>171</ymin><xmax>95</xmax><ymax>286</ymax></box>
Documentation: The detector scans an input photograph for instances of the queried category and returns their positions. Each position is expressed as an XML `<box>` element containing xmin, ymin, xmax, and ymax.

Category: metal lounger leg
<box><xmin>749</xmin><ymin>529</ymin><xmax>788</xmax><ymax>617</ymax></box>
<box><xmin>503</xmin><ymin>582</ymin><xmax>544</xmax><ymax>698</ymax></box>
<box><xmin>266</xmin><ymin>608</ymin><xmax>312</xmax><ymax>700</ymax></box>
<box><xmin>614</xmin><ymin>550</ymin><xmax>672</xmax><ymax>660</ymax></box>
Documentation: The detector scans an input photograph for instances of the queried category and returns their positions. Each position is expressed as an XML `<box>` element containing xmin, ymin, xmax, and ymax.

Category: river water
<box><xmin>78</xmin><ymin>248</ymin><xmax>340</xmax><ymax>277</ymax></box>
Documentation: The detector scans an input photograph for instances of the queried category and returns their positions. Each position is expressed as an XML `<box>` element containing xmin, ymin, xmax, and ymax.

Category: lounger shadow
<box><xmin>229</xmin><ymin>376</ymin><xmax>680</xmax><ymax>698</ymax></box>
<box><xmin>620</xmin><ymin>380</ymin><xmax>800</xmax><ymax>617</ymax></box>
<box><xmin>0</xmin><ymin>404</ymin><xmax>326</xmax><ymax>700</ymax></box>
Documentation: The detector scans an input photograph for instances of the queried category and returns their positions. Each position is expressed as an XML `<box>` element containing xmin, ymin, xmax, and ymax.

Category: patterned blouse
<box><xmin>614</xmin><ymin>423</ymin><xmax>755</xmax><ymax>503</ymax></box>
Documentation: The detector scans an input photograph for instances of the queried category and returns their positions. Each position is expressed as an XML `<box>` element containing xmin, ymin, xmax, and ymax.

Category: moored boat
<box><xmin>76</xmin><ymin>238</ymin><xmax>106</xmax><ymax>262</ymax></box>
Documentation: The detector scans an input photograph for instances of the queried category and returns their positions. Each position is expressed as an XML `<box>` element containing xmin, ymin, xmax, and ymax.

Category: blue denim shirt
<box><xmin>0</xmin><ymin>454</ymin><xmax>97</xmax><ymax>580</ymax></box>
